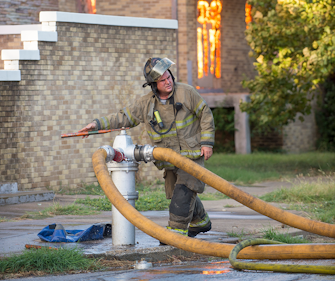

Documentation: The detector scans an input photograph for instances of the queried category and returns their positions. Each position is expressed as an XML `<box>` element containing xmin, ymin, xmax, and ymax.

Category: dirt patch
<box><xmin>304</xmin><ymin>234</ymin><xmax>335</xmax><ymax>244</ymax></box>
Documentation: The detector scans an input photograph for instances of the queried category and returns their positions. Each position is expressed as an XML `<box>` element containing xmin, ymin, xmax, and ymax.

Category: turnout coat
<box><xmin>93</xmin><ymin>82</ymin><xmax>215</xmax><ymax>170</ymax></box>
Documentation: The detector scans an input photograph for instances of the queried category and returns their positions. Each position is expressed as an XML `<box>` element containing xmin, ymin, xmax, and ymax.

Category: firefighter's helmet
<box><xmin>143</xmin><ymin>57</ymin><xmax>175</xmax><ymax>84</ymax></box>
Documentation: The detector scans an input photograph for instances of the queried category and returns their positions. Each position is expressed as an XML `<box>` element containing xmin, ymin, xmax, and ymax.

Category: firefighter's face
<box><xmin>156</xmin><ymin>71</ymin><xmax>173</xmax><ymax>96</ymax></box>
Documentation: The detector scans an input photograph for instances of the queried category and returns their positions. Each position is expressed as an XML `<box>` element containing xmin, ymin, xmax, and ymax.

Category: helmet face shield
<box><xmin>148</xmin><ymin>58</ymin><xmax>175</xmax><ymax>82</ymax></box>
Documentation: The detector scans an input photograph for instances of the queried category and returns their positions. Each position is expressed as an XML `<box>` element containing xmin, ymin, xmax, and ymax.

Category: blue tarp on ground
<box><xmin>38</xmin><ymin>223</ymin><xmax>111</xmax><ymax>243</ymax></box>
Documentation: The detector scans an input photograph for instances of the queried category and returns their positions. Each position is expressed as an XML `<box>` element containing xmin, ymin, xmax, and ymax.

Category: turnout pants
<box><xmin>163</xmin><ymin>156</ymin><xmax>209</xmax><ymax>230</ymax></box>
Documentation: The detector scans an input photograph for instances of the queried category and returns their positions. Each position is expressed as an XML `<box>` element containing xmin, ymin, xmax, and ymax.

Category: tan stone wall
<box><xmin>0</xmin><ymin>0</ymin><xmax>59</xmax><ymax>25</ymax></box>
<box><xmin>0</xmin><ymin>22</ymin><xmax>177</xmax><ymax>191</ymax></box>
<box><xmin>0</xmin><ymin>35</ymin><xmax>23</xmax><ymax>69</ymax></box>
<box><xmin>96</xmin><ymin>0</ymin><xmax>173</xmax><ymax>20</ymax></box>
<box><xmin>283</xmin><ymin>110</ymin><xmax>317</xmax><ymax>153</ymax></box>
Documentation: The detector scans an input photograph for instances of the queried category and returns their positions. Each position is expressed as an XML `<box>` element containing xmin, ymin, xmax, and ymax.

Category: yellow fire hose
<box><xmin>92</xmin><ymin>147</ymin><xmax>335</xmax><ymax>274</ymax></box>
<box><xmin>229</xmin><ymin>239</ymin><xmax>335</xmax><ymax>274</ymax></box>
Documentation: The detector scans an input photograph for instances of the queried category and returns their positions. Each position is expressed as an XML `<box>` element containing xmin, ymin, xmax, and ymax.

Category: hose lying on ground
<box><xmin>229</xmin><ymin>239</ymin><xmax>335</xmax><ymax>274</ymax></box>
<box><xmin>92</xmin><ymin>148</ymin><xmax>335</xmax><ymax>261</ymax></box>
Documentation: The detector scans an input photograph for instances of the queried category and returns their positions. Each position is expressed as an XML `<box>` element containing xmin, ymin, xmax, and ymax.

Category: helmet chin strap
<box><xmin>151</xmin><ymin>82</ymin><xmax>159</xmax><ymax>97</ymax></box>
<box><xmin>168</xmin><ymin>69</ymin><xmax>175</xmax><ymax>83</ymax></box>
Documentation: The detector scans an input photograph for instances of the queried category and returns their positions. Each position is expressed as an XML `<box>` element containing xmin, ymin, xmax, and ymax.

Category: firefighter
<box><xmin>78</xmin><ymin>57</ymin><xmax>215</xmax><ymax>239</ymax></box>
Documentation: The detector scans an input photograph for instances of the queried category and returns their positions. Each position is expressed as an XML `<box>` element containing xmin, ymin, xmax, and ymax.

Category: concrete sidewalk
<box><xmin>0</xmin><ymin>181</ymin><xmax>331</xmax><ymax>260</ymax></box>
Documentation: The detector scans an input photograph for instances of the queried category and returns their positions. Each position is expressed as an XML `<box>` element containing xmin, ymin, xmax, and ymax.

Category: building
<box><xmin>0</xmin><ymin>0</ymin><xmax>317</xmax><ymax>191</ymax></box>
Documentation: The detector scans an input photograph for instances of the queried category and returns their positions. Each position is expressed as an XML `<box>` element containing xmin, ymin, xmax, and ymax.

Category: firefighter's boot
<box><xmin>188</xmin><ymin>213</ymin><xmax>212</xmax><ymax>238</ymax></box>
<box><xmin>159</xmin><ymin>227</ymin><xmax>188</xmax><ymax>246</ymax></box>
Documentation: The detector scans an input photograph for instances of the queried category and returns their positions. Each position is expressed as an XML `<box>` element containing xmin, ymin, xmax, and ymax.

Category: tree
<box><xmin>241</xmin><ymin>0</ymin><xmax>335</xmax><ymax>130</ymax></box>
<box><xmin>315</xmin><ymin>77</ymin><xmax>335</xmax><ymax>150</ymax></box>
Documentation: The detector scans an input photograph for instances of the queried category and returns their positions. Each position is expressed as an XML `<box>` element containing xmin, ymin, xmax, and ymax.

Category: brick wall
<box><xmin>96</xmin><ymin>0</ymin><xmax>194</xmax><ymax>85</ymax></box>
<box><xmin>58</xmin><ymin>0</ymin><xmax>77</xmax><ymax>13</ymax></box>
<box><xmin>1</xmin><ymin>0</ymin><xmax>255</xmax><ymax>92</ymax></box>
<box><xmin>177</xmin><ymin>0</ymin><xmax>198</xmax><ymax>85</ymax></box>
<box><xmin>221</xmin><ymin>0</ymin><xmax>255</xmax><ymax>93</ymax></box>
<box><xmin>0</xmin><ymin>0</ymin><xmax>59</xmax><ymax>25</ymax></box>
<box><xmin>0</xmin><ymin>0</ymin><xmax>80</xmax><ymax>25</ymax></box>
<box><xmin>94</xmin><ymin>0</ymin><xmax>255</xmax><ymax>92</ymax></box>
<box><xmin>251</xmin><ymin>130</ymin><xmax>283</xmax><ymax>152</ymax></box>
<box><xmin>96</xmin><ymin>0</ymin><xmax>173</xmax><ymax>20</ymax></box>
<box><xmin>0</xmin><ymin>22</ymin><xmax>177</xmax><ymax>191</ymax></box>
<box><xmin>0</xmin><ymin>35</ymin><xmax>23</xmax><ymax>69</ymax></box>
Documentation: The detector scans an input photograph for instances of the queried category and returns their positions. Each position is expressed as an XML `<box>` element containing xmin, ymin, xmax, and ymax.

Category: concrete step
<box><xmin>0</xmin><ymin>190</ymin><xmax>55</xmax><ymax>205</ymax></box>
<box><xmin>0</xmin><ymin>182</ymin><xmax>18</xmax><ymax>194</ymax></box>
<box><xmin>0</xmin><ymin>24</ymin><xmax>57</xmax><ymax>82</ymax></box>
<box><xmin>0</xmin><ymin>69</ymin><xmax>20</xmax><ymax>81</ymax></box>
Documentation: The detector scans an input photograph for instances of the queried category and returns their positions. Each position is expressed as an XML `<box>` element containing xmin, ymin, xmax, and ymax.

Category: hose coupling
<box><xmin>99</xmin><ymin>145</ymin><xmax>115</xmax><ymax>162</ymax></box>
<box><xmin>98</xmin><ymin>145</ymin><xmax>125</xmax><ymax>163</ymax></box>
<box><xmin>134</xmin><ymin>145</ymin><xmax>155</xmax><ymax>163</ymax></box>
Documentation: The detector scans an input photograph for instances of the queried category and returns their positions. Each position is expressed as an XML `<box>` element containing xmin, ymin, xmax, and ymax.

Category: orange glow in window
<box><xmin>90</xmin><ymin>0</ymin><xmax>96</xmax><ymax>14</ymax></box>
<box><xmin>197</xmin><ymin>28</ymin><xmax>204</xmax><ymax>79</ymax></box>
<box><xmin>245</xmin><ymin>3</ymin><xmax>252</xmax><ymax>28</ymax></box>
<box><xmin>197</xmin><ymin>1</ymin><xmax>222</xmax><ymax>79</ymax></box>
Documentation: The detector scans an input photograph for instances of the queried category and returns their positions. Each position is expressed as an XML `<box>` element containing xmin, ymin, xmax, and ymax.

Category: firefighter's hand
<box><xmin>201</xmin><ymin>147</ymin><xmax>213</xmax><ymax>160</ymax></box>
<box><xmin>78</xmin><ymin>122</ymin><xmax>96</xmax><ymax>139</ymax></box>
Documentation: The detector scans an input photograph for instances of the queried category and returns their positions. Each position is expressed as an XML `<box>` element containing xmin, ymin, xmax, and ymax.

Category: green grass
<box><xmin>76</xmin><ymin>186</ymin><xmax>230</xmax><ymax>212</ymax></box>
<box><xmin>260</xmin><ymin>175</ymin><xmax>335</xmax><ymax>223</ymax></box>
<box><xmin>227</xmin><ymin>227</ymin><xmax>312</xmax><ymax>243</ymax></box>
<box><xmin>69</xmin><ymin>180</ymin><xmax>171</xmax><ymax>212</ymax></box>
<box><xmin>0</xmin><ymin>247</ymin><xmax>100</xmax><ymax>274</ymax></box>
<box><xmin>76</xmin><ymin>187</ymin><xmax>170</xmax><ymax>212</ymax></box>
<box><xmin>20</xmin><ymin>203</ymin><xmax>100</xmax><ymax>220</ymax></box>
<box><xmin>56</xmin><ymin>183</ymin><xmax>104</xmax><ymax>196</ymax></box>
<box><xmin>224</xmin><ymin>204</ymin><xmax>236</xmax><ymax>208</ymax></box>
<box><xmin>75</xmin><ymin>196</ymin><xmax>112</xmax><ymax>211</ymax></box>
<box><xmin>198</xmin><ymin>192</ymin><xmax>229</xmax><ymax>200</ymax></box>
<box><xmin>262</xmin><ymin>227</ymin><xmax>311</xmax><ymax>244</ymax></box>
<box><xmin>205</xmin><ymin>152</ymin><xmax>335</xmax><ymax>184</ymax></box>
<box><xmin>135</xmin><ymin>185</ymin><xmax>170</xmax><ymax>211</ymax></box>
<box><xmin>226</xmin><ymin>229</ymin><xmax>251</xmax><ymax>238</ymax></box>
<box><xmin>135</xmin><ymin>189</ymin><xmax>170</xmax><ymax>211</ymax></box>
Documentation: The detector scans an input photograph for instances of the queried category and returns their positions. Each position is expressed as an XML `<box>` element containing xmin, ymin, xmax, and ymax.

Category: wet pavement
<box><xmin>0</xmin><ymin>211</ymin><xmax>250</xmax><ymax>259</ymax></box>
<box><xmin>4</xmin><ymin>259</ymin><xmax>335</xmax><ymax>281</ymax></box>
<box><xmin>0</xmin><ymin>181</ymin><xmax>334</xmax><ymax>280</ymax></box>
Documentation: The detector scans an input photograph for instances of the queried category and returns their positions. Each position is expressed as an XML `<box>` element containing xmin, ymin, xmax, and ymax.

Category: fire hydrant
<box><xmin>106</xmin><ymin>130</ymin><xmax>139</xmax><ymax>246</ymax></box>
